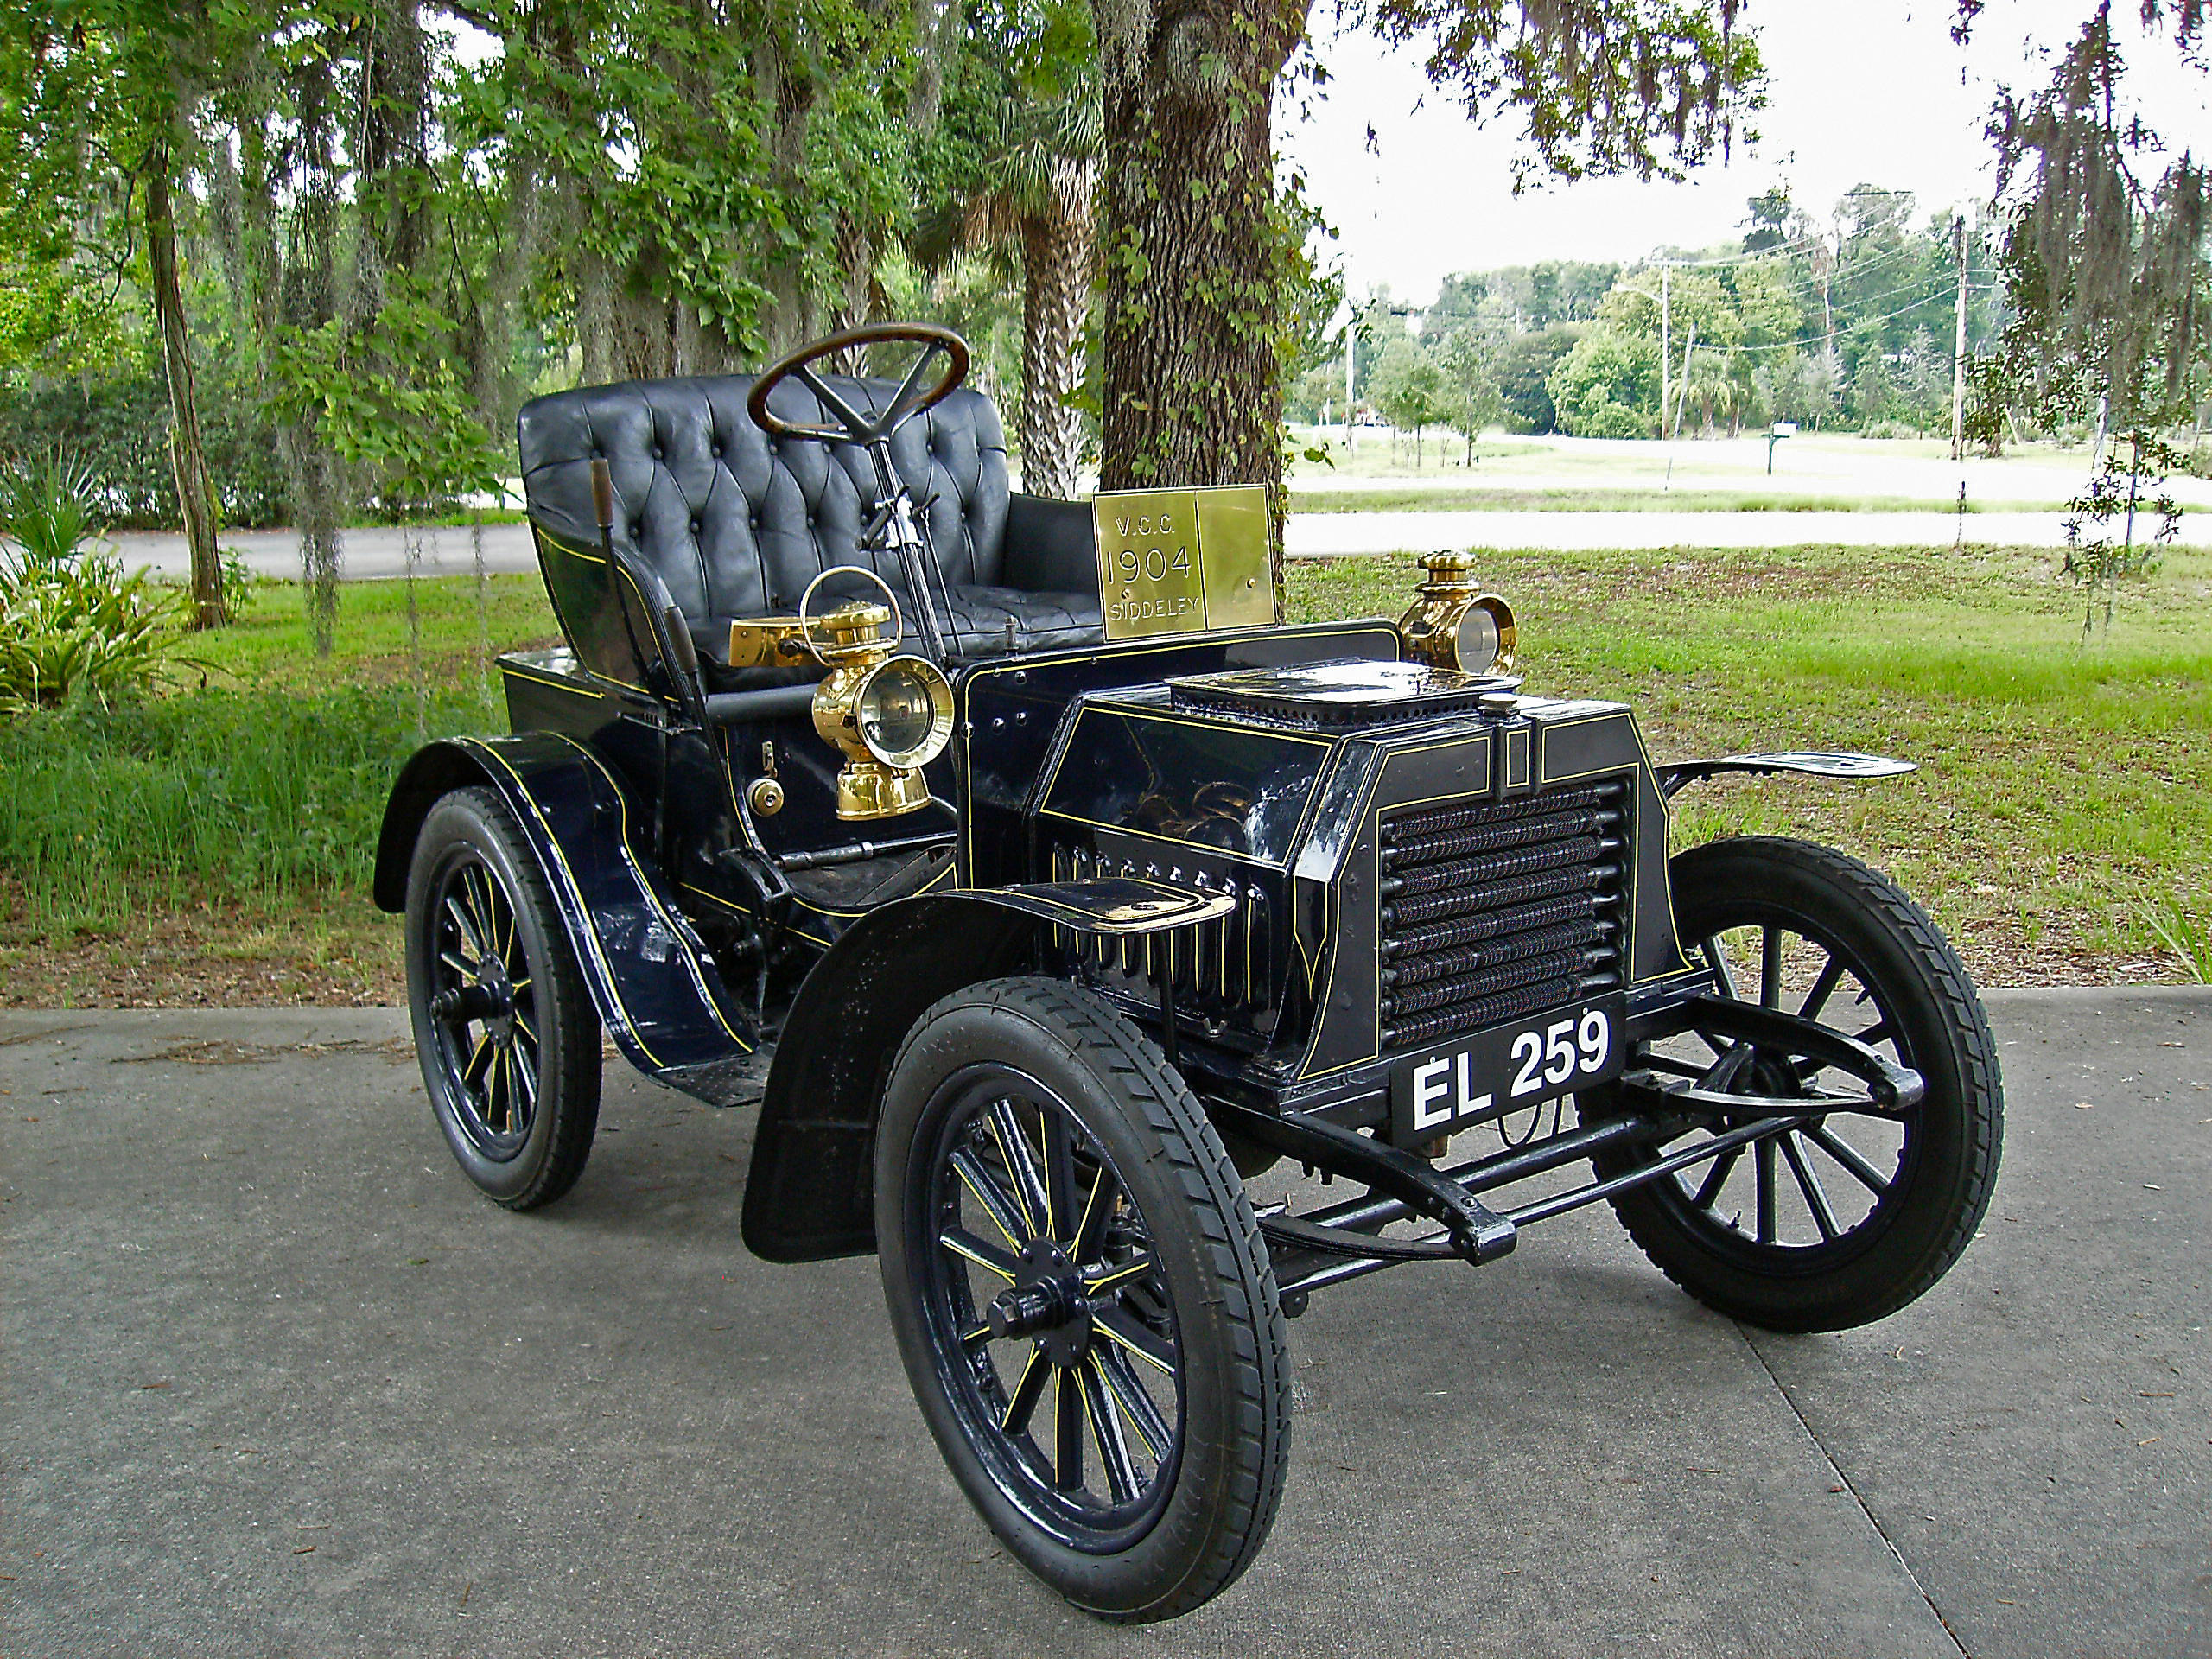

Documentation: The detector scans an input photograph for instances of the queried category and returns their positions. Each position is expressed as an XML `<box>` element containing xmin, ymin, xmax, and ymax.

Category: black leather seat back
<box><xmin>518</xmin><ymin>372</ymin><xmax>1011</xmax><ymax>628</ymax></box>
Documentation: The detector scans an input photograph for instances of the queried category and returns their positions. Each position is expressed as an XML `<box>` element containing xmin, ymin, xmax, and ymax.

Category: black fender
<box><xmin>741</xmin><ymin>878</ymin><xmax>1235</xmax><ymax>1263</ymax></box>
<box><xmin>374</xmin><ymin>734</ymin><xmax>757</xmax><ymax>1098</ymax></box>
<box><xmin>1656</xmin><ymin>750</ymin><xmax>1916</xmax><ymax>800</ymax></box>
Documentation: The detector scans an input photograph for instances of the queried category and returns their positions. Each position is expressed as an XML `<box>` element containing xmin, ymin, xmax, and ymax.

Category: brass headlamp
<box><xmin>798</xmin><ymin>570</ymin><xmax>954</xmax><ymax>821</ymax></box>
<box><xmin>1397</xmin><ymin>550</ymin><xmax>1517</xmax><ymax>676</ymax></box>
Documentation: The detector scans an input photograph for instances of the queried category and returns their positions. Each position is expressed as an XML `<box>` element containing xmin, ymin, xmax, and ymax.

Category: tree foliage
<box><xmin>1547</xmin><ymin>327</ymin><xmax>1660</xmax><ymax>437</ymax></box>
<box><xmin>1964</xmin><ymin>0</ymin><xmax>2210</xmax><ymax>427</ymax></box>
<box><xmin>2062</xmin><ymin>429</ymin><xmax>2187</xmax><ymax>635</ymax></box>
<box><xmin>1357</xmin><ymin>0</ymin><xmax>1763</xmax><ymax>187</ymax></box>
<box><xmin>1367</xmin><ymin>333</ymin><xmax>1446</xmax><ymax>461</ymax></box>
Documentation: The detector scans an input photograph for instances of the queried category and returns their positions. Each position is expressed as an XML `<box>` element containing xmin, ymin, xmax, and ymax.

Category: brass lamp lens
<box><xmin>856</xmin><ymin>659</ymin><xmax>953</xmax><ymax>766</ymax></box>
<box><xmin>1452</xmin><ymin>607</ymin><xmax>1500</xmax><ymax>673</ymax></box>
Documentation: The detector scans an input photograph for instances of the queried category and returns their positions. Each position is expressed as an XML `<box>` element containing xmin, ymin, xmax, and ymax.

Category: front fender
<box><xmin>375</xmin><ymin>734</ymin><xmax>756</xmax><ymax>1095</ymax></box>
<box><xmin>741</xmin><ymin>878</ymin><xmax>1231</xmax><ymax>1263</ymax></box>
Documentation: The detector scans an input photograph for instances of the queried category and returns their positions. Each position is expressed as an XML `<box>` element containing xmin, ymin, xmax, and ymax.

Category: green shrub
<box><xmin>1547</xmin><ymin>329</ymin><xmax>1661</xmax><ymax>439</ymax></box>
<box><xmin>0</xmin><ymin>558</ymin><xmax>192</xmax><ymax>712</ymax></box>
<box><xmin>1</xmin><ymin>453</ymin><xmax>194</xmax><ymax>710</ymax></box>
<box><xmin>1</xmin><ymin>452</ymin><xmax>103</xmax><ymax>569</ymax></box>
<box><xmin>0</xmin><ymin>369</ymin><xmax>292</xmax><ymax>529</ymax></box>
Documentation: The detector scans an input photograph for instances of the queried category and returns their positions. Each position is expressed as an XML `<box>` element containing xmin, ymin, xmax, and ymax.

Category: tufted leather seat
<box><xmin>517</xmin><ymin>372</ymin><xmax>1101</xmax><ymax>674</ymax></box>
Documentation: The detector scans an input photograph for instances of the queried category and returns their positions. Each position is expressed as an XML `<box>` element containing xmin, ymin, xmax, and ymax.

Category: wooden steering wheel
<box><xmin>745</xmin><ymin>322</ymin><xmax>972</xmax><ymax>446</ymax></box>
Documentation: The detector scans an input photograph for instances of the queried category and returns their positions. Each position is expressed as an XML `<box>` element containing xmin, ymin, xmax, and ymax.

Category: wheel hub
<box><xmin>430</xmin><ymin>966</ymin><xmax>516</xmax><ymax>1033</ymax></box>
<box><xmin>986</xmin><ymin>1241</ymin><xmax>1092</xmax><ymax>1363</ymax></box>
<box><xmin>476</xmin><ymin>956</ymin><xmax>517</xmax><ymax>1044</ymax></box>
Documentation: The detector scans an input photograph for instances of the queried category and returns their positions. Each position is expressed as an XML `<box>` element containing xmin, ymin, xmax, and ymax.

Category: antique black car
<box><xmin>375</xmin><ymin>324</ymin><xmax>2002</xmax><ymax>1622</ymax></box>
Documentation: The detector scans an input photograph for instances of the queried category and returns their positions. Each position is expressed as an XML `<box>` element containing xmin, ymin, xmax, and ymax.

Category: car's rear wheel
<box><xmin>404</xmin><ymin>785</ymin><xmax>601</xmax><ymax>1209</ymax></box>
<box><xmin>1592</xmin><ymin>836</ymin><xmax>2002</xmax><ymax>1332</ymax></box>
<box><xmin>874</xmin><ymin>977</ymin><xmax>1289</xmax><ymax>1622</ymax></box>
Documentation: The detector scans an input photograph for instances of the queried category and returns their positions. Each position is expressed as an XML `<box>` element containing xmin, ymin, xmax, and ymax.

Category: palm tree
<box><xmin>921</xmin><ymin>92</ymin><xmax>1098</xmax><ymax>499</ymax></box>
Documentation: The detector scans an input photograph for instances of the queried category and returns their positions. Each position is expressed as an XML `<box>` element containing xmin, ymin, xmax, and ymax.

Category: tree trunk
<box><xmin>1020</xmin><ymin>199</ymin><xmax>1093</xmax><ymax>499</ymax></box>
<box><xmin>1094</xmin><ymin>0</ymin><xmax>1306</xmax><ymax>507</ymax></box>
<box><xmin>143</xmin><ymin>152</ymin><xmax>223</xmax><ymax>629</ymax></box>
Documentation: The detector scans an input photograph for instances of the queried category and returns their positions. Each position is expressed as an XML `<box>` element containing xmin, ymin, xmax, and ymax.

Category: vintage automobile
<box><xmin>375</xmin><ymin>323</ymin><xmax>2003</xmax><ymax>1622</ymax></box>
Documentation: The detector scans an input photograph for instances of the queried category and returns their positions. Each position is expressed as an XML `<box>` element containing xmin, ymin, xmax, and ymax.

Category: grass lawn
<box><xmin>3</xmin><ymin>543</ymin><xmax>2206</xmax><ymax>1007</ymax></box>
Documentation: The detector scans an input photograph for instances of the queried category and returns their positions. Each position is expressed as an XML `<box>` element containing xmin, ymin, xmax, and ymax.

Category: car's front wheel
<box><xmin>874</xmin><ymin>977</ymin><xmax>1289</xmax><ymax>1622</ymax></box>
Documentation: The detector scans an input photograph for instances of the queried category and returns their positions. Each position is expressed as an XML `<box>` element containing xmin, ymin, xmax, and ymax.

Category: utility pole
<box><xmin>1672</xmin><ymin>327</ymin><xmax>1698</xmax><ymax>441</ymax></box>
<box><xmin>1949</xmin><ymin>213</ymin><xmax>1969</xmax><ymax>462</ymax></box>
<box><xmin>1815</xmin><ymin>225</ymin><xmax>1836</xmax><ymax>374</ymax></box>
<box><xmin>1659</xmin><ymin>264</ymin><xmax>1672</xmax><ymax>442</ymax></box>
<box><xmin>1344</xmin><ymin>306</ymin><xmax>1357</xmax><ymax>457</ymax></box>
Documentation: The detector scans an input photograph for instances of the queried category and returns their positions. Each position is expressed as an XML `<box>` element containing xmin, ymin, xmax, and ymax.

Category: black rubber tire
<box><xmin>874</xmin><ymin>977</ymin><xmax>1290</xmax><ymax>1623</ymax></box>
<box><xmin>1595</xmin><ymin>836</ymin><xmax>2002</xmax><ymax>1332</ymax></box>
<box><xmin>404</xmin><ymin>785</ymin><xmax>601</xmax><ymax>1210</ymax></box>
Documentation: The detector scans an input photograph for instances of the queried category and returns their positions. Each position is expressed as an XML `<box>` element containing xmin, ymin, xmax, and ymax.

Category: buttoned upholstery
<box><xmin>517</xmin><ymin>372</ymin><xmax>1101</xmax><ymax>666</ymax></box>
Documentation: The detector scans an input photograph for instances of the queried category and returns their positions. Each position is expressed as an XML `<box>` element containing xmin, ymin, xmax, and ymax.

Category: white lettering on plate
<box><xmin>1455</xmin><ymin>1051</ymin><xmax>1494</xmax><ymax>1117</ymax></box>
<box><xmin>1412</xmin><ymin>1058</ymin><xmax>1452</xmax><ymax>1131</ymax></box>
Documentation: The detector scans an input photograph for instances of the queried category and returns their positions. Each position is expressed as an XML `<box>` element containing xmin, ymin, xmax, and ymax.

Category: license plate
<box><xmin>1388</xmin><ymin>995</ymin><xmax>1627</xmax><ymax>1144</ymax></box>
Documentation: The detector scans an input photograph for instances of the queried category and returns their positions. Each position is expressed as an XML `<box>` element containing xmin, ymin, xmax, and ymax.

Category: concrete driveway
<box><xmin>3</xmin><ymin>989</ymin><xmax>2206</xmax><ymax>1657</ymax></box>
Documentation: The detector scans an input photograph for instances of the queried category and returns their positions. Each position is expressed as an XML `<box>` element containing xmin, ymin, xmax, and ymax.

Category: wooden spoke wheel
<box><xmin>404</xmin><ymin>786</ymin><xmax>601</xmax><ymax>1210</ymax></box>
<box><xmin>875</xmin><ymin>979</ymin><xmax>1288</xmax><ymax>1622</ymax></box>
<box><xmin>1592</xmin><ymin>837</ymin><xmax>2002</xmax><ymax>1332</ymax></box>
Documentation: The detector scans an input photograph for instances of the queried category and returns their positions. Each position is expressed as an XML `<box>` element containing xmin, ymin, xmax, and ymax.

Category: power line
<box><xmin>1696</xmin><ymin>283</ymin><xmax>1995</xmax><ymax>356</ymax></box>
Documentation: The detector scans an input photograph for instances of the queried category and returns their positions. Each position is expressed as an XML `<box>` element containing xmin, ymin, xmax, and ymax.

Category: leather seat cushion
<box><xmin>518</xmin><ymin>371</ymin><xmax>1103</xmax><ymax>664</ymax></box>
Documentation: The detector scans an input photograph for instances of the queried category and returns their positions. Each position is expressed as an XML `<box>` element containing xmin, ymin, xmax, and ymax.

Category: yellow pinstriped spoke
<box><xmin>938</xmin><ymin>1227</ymin><xmax>1019</xmax><ymax>1281</ymax></box>
<box><xmin>986</xmin><ymin>1100</ymin><xmax>1049</xmax><ymax>1237</ymax></box>
<box><xmin>1077</xmin><ymin>1358</ymin><xmax>1139</xmax><ymax>1503</ymax></box>
<box><xmin>1092</xmin><ymin>1347</ymin><xmax>1170</xmax><ymax>1461</ymax></box>
<box><xmin>950</xmin><ymin>1147</ymin><xmax>1031</xmax><ymax>1249</ymax></box>
<box><xmin>1000</xmin><ymin>1344</ymin><xmax>1049</xmax><ymax>1434</ymax></box>
<box><xmin>508</xmin><ymin>1046</ymin><xmax>537</xmax><ymax>1117</ymax></box>
<box><xmin>444</xmin><ymin>894</ymin><xmax>486</xmax><ymax>962</ymax></box>
<box><xmin>1040</xmin><ymin>1109</ymin><xmax>1081</xmax><ymax>1242</ymax></box>
<box><xmin>1082</xmin><ymin>1254</ymin><xmax>1155</xmax><ymax>1294</ymax></box>
<box><xmin>1091</xmin><ymin>1306</ymin><xmax>1175</xmax><ymax>1375</ymax></box>
<box><xmin>1052</xmin><ymin>1366</ymin><xmax>1084</xmax><ymax>1492</ymax></box>
<box><xmin>1071</xmin><ymin>1165</ymin><xmax>1111</xmax><ymax>1257</ymax></box>
<box><xmin>462</xmin><ymin>868</ymin><xmax>498</xmax><ymax>957</ymax></box>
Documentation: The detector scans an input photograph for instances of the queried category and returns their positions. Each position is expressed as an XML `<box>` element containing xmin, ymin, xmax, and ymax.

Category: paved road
<box><xmin>1281</xmin><ymin>507</ymin><xmax>2212</xmax><ymax>556</ymax></box>
<box><xmin>107</xmin><ymin>501</ymin><xmax>2212</xmax><ymax>584</ymax></box>
<box><xmin>1300</xmin><ymin>435</ymin><xmax>2212</xmax><ymax>512</ymax></box>
<box><xmin>3</xmin><ymin>989</ymin><xmax>2207</xmax><ymax>1657</ymax></box>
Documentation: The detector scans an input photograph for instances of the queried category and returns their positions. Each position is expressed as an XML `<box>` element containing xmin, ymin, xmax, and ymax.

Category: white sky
<box><xmin>1278</xmin><ymin>0</ymin><xmax>2212</xmax><ymax>307</ymax></box>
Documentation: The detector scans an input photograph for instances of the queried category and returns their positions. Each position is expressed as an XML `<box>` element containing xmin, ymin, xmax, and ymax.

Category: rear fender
<box><xmin>741</xmin><ymin>879</ymin><xmax>1233</xmax><ymax>1262</ymax></box>
<box><xmin>375</xmin><ymin>734</ymin><xmax>757</xmax><ymax>1098</ymax></box>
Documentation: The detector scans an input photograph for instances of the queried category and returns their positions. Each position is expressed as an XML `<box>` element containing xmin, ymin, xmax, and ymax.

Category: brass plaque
<box><xmin>1094</xmin><ymin>485</ymin><xmax>1277</xmax><ymax>641</ymax></box>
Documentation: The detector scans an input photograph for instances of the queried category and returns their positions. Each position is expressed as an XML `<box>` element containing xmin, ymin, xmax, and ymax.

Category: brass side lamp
<box><xmin>1396</xmin><ymin>551</ymin><xmax>1517</xmax><ymax>676</ymax></box>
<box><xmin>797</xmin><ymin>569</ymin><xmax>955</xmax><ymax>821</ymax></box>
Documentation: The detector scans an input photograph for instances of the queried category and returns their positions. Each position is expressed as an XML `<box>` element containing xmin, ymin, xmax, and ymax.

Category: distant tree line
<box><xmin>1289</xmin><ymin>186</ymin><xmax>2025</xmax><ymax>447</ymax></box>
